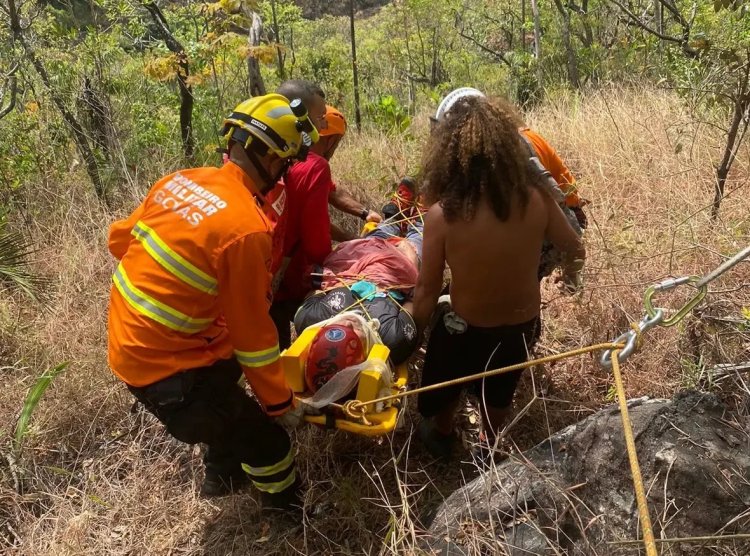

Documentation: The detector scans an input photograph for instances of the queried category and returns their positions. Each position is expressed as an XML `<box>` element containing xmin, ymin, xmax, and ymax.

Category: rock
<box><xmin>423</xmin><ymin>391</ymin><xmax>750</xmax><ymax>555</ymax></box>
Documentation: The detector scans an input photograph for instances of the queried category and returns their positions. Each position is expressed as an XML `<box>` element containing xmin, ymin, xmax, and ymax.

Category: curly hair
<box><xmin>420</xmin><ymin>95</ymin><xmax>530</xmax><ymax>222</ymax></box>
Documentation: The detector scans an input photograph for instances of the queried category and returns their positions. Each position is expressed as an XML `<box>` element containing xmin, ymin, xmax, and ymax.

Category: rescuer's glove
<box><xmin>274</xmin><ymin>402</ymin><xmax>305</xmax><ymax>430</ymax></box>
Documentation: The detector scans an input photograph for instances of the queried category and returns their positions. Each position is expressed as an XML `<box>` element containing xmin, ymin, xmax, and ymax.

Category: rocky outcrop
<box><xmin>424</xmin><ymin>391</ymin><xmax>750</xmax><ymax>555</ymax></box>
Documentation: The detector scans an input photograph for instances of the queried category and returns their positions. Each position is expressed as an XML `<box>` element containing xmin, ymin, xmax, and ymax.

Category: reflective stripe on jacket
<box><xmin>107</xmin><ymin>162</ymin><xmax>293</xmax><ymax>415</ymax></box>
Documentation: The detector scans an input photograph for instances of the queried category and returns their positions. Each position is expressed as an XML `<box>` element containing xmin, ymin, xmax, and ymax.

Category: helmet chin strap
<box><xmin>246</xmin><ymin>148</ymin><xmax>288</xmax><ymax>194</ymax></box>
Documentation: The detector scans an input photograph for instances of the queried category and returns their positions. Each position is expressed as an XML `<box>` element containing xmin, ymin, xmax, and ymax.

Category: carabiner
<box><xmin>643</xmin><ymin>276</ymin><xmax>707</xmax><ymax>327</ymax></box>
<box><xmin>600</xmin><ymin>329</ymin><xmax>635</xmax><ymax>369</ymax></box>
<box><xmin>600</xmin><ymin>309</ymin><xmax>664</xmax><ymax>369</ymax></box>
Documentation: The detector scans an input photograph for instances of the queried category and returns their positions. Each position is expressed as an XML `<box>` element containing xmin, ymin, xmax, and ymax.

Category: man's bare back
<box><xmin>446</xmin><ymin>191</ymin><xmax>545</xmax><ymax>326</ymax></box>
<box><xmin>414</xmin><ymin>187</ymin><xmax>584</xmax><ymax>330</ymax></box>
<box><xmin>412</xmin><ymin>89</ymin><xmax>587</xmax><ymax>449</ymax></box>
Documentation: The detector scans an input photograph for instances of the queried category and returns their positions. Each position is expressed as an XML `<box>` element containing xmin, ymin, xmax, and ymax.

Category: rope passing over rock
<box><xmin>610</xmin><ymin>349</ymin><xmax>658</xmax><ymax>556</ymax></box>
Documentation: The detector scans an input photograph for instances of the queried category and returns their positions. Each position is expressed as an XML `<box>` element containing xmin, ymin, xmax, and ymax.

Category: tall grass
<box><xmin>0</xmin><ymin>86</ymin><xmax>748</xmax><ymax>554</ymax></box>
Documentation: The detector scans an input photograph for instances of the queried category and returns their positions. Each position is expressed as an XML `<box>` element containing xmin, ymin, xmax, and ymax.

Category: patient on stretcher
<box><xmin>294</xmin><ymin>217</ymin><xmax>424</xmax><ymax>365</ymax></box>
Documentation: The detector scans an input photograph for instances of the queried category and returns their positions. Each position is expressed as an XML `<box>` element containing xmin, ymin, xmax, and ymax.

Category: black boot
<box><xmin>261</xmin><ymin>476</ymin><xmax>302</xmax><ymax>512</ymax></box>
<box><xmin>418</xmin><ymin>420</ymin><xmax>456</xmax><ymax>460</ymax></box>
<box><xmin>200</xmin><ymin>467</ymin><xmax>249</xmax><ymax>497</ymax></box>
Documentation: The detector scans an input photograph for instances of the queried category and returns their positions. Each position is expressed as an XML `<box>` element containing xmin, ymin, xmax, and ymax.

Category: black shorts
<box><xmin>418</xmin><ymin>315</ymin><xmax>541</xmax><ymax>415</ymax></box>
<box><xmin>294</xmin><ymin>287</ymin><xmax>418</xmax><ymax>364</ymax></box>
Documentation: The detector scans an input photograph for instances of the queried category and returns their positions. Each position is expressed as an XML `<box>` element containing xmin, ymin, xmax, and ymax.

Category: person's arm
<box><xmin>544</xmin><ymin>149</ymin><xmax>588</xmax><ymax>229</ymax></box>
<box><xmin>330</xmin><ymin>222</ymin><xmax>356</xmax><ymax>242</ymax></box>
<box><xmin>524</xmin><ymin>129</ymin><xmax>582</xmax><ymax>208</ymax></box>
<box><xmin>108</xmin><ymin>201</ymin><xmax>146</xmax><ymax>260</ymax></box>
<box><xmin>328</xmin><ymin>187</ymin><xmax>382</xmax><ymax>223</ymax></box>
<box><xmin>542</xmin><ymin>192</ymin><xmax>586</xmax><ymax>291</ymax></box>
<box><xmin>545</xmin><ymin>148</ymin><xmax>577</xmax><ymax>201</ymax></box>
<box><xmin>216</xmin><ymin>232</ymin><xmax>294</xmax><ymax>416</ymax></box>
<box><xmin>412</xmin><ymin>204</ymin><xmax>447</xmax><ymax>340</ymax></box>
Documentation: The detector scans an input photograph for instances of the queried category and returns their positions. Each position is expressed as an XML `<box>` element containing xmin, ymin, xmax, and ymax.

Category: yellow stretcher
<box><xmin>281</xmin><ymin>326</ymin><xmax>409</xmax><ymax>436</ymax></box>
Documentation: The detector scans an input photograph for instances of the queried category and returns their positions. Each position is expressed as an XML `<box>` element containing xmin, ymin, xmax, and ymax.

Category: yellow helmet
<box><xmin>221</xmin><ymin>93</ymin><xmax>320</xmax><ymax>159</ymax></box>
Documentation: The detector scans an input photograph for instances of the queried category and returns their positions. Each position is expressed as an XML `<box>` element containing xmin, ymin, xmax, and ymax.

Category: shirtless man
<box><xmin>432</xmin><ymin>87</ymin><xmax>587</xmax><ymax>282</ymax></box>
<box><xmin>412</xmin><ymin>93</ymin><xmax>585</xmax><ymax>459</ymax></box>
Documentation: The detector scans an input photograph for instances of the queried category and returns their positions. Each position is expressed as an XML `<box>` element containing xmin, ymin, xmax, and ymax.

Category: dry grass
<box><xmin>1</xmin><ymin>86</ymin><xmax>749</xmax><ymax>555</ymax></box>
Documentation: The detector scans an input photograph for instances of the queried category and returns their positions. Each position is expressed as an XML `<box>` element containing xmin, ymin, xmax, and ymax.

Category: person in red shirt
<box><xmin>267</xmin><ymin>81</ymin><xmax>383</xmax><ymax>347</ymax></box>
<box><xmin>273</xmin><ymin>81</ymin><xmax>381</xmax><ymax>236</ymax></box>
<box><xmin>270</xmin><ymin>120</ymin><xmax>338</xmax><ymax>347</ymax></box>
<box><xmin>321</xmin><ymin>107</ymin><xmax>382</xmax><ymax>238</ymax></box>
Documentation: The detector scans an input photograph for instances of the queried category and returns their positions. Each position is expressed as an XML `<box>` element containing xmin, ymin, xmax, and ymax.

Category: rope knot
<box><xmin>629</xmin><ymin>321</ymin><xmax>644</xmax><ymax>351</ymax></box>
<box><xmin>342</xmin><ymin>400</ymin><xmax>371</xmax><ymax>425</ymax></box>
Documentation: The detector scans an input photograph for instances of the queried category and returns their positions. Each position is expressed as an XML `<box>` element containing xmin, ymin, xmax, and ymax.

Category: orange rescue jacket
<box><xmin>107</xmin><ymin>162</ymin><xmax>293</xmax><ymax>416</ymax></box>
<box><xmin>520</xmin><ymin>128</ymin><xmax>582</xmax><ymax>208</ymax></box>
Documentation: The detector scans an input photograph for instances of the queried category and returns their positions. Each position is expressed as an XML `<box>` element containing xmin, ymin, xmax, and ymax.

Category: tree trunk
<box><xmin>430</xmin><ymin>27</ymin><xmax>440</xmax><ymax>87</ymax></box>
<box><xmin>247</xmin><ymin>11</ymin><xmax>267</xmax><ymax>97</ymax></box>
<box><xmin>349</xmin><ymin>0</ymin><xmax>362</xmax><ymax>132</ymax></box>
<box><xmin>0</xmin><ymin>74</ymin><xmax>18</xmax><ymax>120</ymax></box>
<box><xmin>530</xmin><ymin>0</ymin><xmax>543</xmax><ymax>87</ymax></box>
<box><xmin>8</xmin><ymin>0</ymin><xmax>106</xmax><ymax>202</ymax></box>
<box><xmin>564</xmin><ymin>15</ymin><xmax>579</xmax><ymax>87</ymax></box>
<box><xmin>403</xmin><ymin>5</ymin><xmax>415</xmax><ymax>111</ymax></box>
<box><xmin>654</xmin><ymin>0</ymin><xmax>663</xmax><ymax>56</ymax></box>
<box><xmin>270</xmin><ymin>0</ymin><xmax>285</xmax><ymax>79</ymax></box>
<box><xmin>580</xmin><ymin>0</ymin><xmax>594</xmax><ymax>48</ymax></box>
<box><xmin>78</xmin><ymin>76</ymin><xmax>111</xmax><ymax>161</ymax></box>
<box><xmin>520</xmin><ymin>0</ymin><xmax>526</xmax><ymax>52</ymax></box>
<box><xmin>712</xmin><ymin>85</ymin><xmax>750</xmax><ymax>219</ymax></box>
<box><xmin>554</xmin><ymin>0</ymin><xmax>579</xmax><ymax>88</ymax></box>
<box><xmin>143</xmin><ymin>2</ymin><xmax>194</xmax><ymax>162</ymax></box>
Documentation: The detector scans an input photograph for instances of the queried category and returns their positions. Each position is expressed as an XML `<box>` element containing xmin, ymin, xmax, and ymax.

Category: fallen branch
<box><xmin>708</xmin><ymin>362</ymin><xmax>750</xmax><ymax>379</ymax></box>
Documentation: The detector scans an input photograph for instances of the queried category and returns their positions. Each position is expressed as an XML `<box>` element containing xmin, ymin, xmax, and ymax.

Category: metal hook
<box><xmin>600</xmin><ymin>309</ymin><xmax>664</xmax><ymax>369</ymax></box>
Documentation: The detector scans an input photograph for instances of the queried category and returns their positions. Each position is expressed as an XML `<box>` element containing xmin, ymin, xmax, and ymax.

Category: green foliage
<box><xmin>680</xmin><ymin>355</ymin><xmax>708</xmax><ymax>389</ymax></box>
<box><xmin>0</xmin><ymin>109</ymin><xmax>39</xmax><ymax>193</ymax></box>
<box><xmin>0</xmin><ymin>224</ymin><xmax>52</xmax><ymax>306</ymax></box>
<box><xmin>1</xmin><ymin>0</ymin><xmax>750</xmax><ymax>211</ymax></box>
<box><xmin>14</xmin><ymin>362</ymin><xmax>70</xmax><ymax>454</ymax></box>
<box><xmin>366</xmin><ymin>94</ymin><xmax>411</xmax><ymax>133</ymax></box>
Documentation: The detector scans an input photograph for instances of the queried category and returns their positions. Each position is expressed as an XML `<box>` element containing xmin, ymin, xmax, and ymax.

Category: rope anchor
<box><xmin>601</xmin><ymin>243</ymin><xmax>750</xmax><ymax>368</ymax></box>
<box><xmin>600</xmin><ymin>309</ymin><xmax>663</xmax><ymax>369</ymax></box>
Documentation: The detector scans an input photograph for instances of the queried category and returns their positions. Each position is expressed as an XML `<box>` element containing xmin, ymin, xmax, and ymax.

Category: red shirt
<box><xmin>263</xmin><ymin>181</ymin><xmax>288</xmax><ymax>275</ymax></box>
<box><xmin>275</xmin><ymin>152</ymin><xmax>334</xmax><ymax>301</ymax></box>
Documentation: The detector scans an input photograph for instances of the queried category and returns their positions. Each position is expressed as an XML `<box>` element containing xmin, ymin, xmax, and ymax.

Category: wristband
<box><xmin>359</xmin><ymin>208</ymin><xmax>369</xmax><ymax>221</ymax></box>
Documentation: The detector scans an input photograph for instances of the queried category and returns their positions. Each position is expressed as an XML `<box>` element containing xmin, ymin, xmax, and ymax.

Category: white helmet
<box><xmin>434</xmin><ymin>87</ymin><xmax>486</xmax><ymax>122</ymax></box>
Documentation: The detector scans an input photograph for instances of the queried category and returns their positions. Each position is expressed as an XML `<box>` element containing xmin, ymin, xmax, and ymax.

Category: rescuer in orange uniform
<box><xmin>107</xmin><ymin>93</ymin><xmax>318</xmax><ymax>508</ymax></box>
